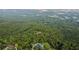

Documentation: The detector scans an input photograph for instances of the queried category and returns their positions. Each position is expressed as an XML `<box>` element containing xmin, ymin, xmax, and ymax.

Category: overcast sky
<box><xmin>0</xmin><ymin>0</ymin><xmax>79</xmax><ymax>9</ymax></box>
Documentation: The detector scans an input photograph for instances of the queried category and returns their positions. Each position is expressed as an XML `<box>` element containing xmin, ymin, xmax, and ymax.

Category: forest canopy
<box><xmin>0</xmin><ymin>9</ymin><xmax>79</xmax><ymax>50</ymax></box>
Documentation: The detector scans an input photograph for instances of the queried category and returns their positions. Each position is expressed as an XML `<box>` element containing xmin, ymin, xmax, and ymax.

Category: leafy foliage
<box><xmin>0</xmin><ymin>9</ymin><xmax>79</xmax><ymax>50</ymax></box>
